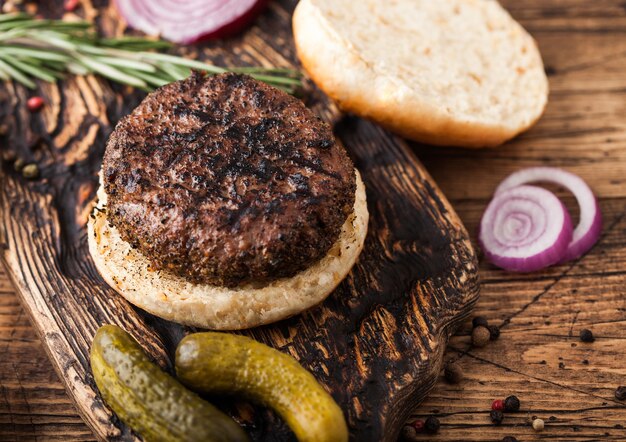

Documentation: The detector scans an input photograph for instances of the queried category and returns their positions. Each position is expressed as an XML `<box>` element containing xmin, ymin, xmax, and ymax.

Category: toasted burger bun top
<box><xmin>293</xmin><ymin>0</ymin><xmax>548</xmax><ymax>148</ymax></box>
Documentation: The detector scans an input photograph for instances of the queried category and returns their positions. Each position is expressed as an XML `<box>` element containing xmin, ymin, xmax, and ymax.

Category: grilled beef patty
<box><xmin>103</xmin><ymin>72</ymin><xmax>356</xmax><ymax>287</ymax></box>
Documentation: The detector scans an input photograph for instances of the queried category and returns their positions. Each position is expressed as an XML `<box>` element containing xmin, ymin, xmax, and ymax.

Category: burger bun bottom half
<box><xmin>88</xmin><ymin>171</ymin><xmax>368</xmax><ymax>330</ymax></box>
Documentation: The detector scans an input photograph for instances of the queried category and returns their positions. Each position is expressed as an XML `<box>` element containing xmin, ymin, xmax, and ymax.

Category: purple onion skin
<box><xmin>182</xmin><ymin>0</ymin><xmax>269</xmax><ymax>43</ymax></box>
<box><xmin>115</xmin><ymin>0</ymin><xmax>269</xmax><ymax>45</ymax></box>
<box><xmin>478</xmin><ymin>188</ymin><xmax>574</xmax><ymax>273</ymax></box>
<box><xmin>561</xmin><ymin>197</ymin><xmax>603</xmax><ymax>262</ymax></box>
<box><xmin>495</xmin><ymin>167</ymin><xmax>602</xmax><ymax>264</ymax></box>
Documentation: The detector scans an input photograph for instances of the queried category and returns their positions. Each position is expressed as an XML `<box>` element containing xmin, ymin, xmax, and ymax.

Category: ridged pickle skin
<box><xmin>90</xmin><ymin>325</ymin><xmax>249</xmax><ymax>442</ymax></box>
<box><xmin>175</xmin><ymin>332</ymin><xmax>349</xmax><ymax>442</ymax></box>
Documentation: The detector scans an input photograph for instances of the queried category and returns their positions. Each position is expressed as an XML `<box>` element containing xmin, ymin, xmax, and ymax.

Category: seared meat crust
<box><xmin>103</xmin><ymin>73</ymin><xmax>356</xmax><ymax>287</ymax></box>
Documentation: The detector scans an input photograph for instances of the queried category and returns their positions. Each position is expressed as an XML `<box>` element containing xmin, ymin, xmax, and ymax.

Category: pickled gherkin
<box><xmin>90</xmin><ymin>325</ymin><xmax>249</xmax><ymax>442</ymax></box>
<box><xmin>176</xmin><ymin>332</ymin><xmax>348</xmax><ymax>442</ymax></box>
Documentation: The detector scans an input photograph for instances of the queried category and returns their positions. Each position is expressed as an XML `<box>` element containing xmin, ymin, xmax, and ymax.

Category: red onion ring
<box><xmin>479</xmin><ymin>185</ymin><xmax>573</xmax><ymax>272</ymax></box>
<box><xmin>495</xmin><ymin>167</ymin><xmax>602</xmax><ymax>261</ymax></box>
<box><xmin>114</xmin><ymin>0</ymin><xmax>268</xmax><ymax>44</ymax></box>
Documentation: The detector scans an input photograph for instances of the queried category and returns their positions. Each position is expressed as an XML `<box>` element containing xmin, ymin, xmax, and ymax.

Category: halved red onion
<box><xmin>114</xmin><ymin>0</ymin><xmax>269</xmax><ymax>44</ymax></box>
<box><xmin>479</xmin><ymin>185</ymin><xmax>573</xmax><ymax>272</ymax></box>
<box><xmin>495</xmin><ymin>167</ymin><xmax>602</xmax><ymax>261</ymax></box>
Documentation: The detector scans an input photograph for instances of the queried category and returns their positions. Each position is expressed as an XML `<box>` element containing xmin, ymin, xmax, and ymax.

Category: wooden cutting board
<box><xmin>0</xmin><ymin>1</ymin><xmax>480</xmax><ymax>441</ymax></box>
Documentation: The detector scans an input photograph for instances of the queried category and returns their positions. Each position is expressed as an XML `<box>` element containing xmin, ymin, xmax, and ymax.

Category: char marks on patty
<box><xmin>103</xmin><ymin>72</ymin><xmax>356</xmax><ymax>287</ymax></box>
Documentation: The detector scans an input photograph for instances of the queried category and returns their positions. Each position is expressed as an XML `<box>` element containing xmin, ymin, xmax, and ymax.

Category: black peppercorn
<box><xmin>400</xmin><ymin>425</ymin><xmax>418</xmax><ymax>442</ymax></box>
<box><xmin>490</xmin><ymin>410</ymin><xmax>504</xmax><ymax>425</ymax></box>
<box><xmin>1</xmin><ymin>149</ymin><xmax>16</xmax><ymax>164</ymax></box>
<box><xmin>504</xmin><ymin>395</ymin><xmax>521</xmax><ymax>412</ymax></box>
<box><xmin>502</xmin><ymin>437</ymin><xmax>518</xmax><ymax>442</ymax></box>
<box><xmin>444</xmin><ymin>362</ymin><xmax>463</xmax><ymax>384</ymax></box>
<box><xmin>579</xmin><ymin>329</ymin><xmax>595</xmax><ymax>343</ymax></box>
<box><xmin>488</xmin><ymin>325</ymin><xmax>500</xmax><ymax>340</ymax></box>
<box><xmin>472</xmin><ymin>316</ymin><xmax>489</xmax><ymax>328</ymax></box>
<box><xmin>424</xmin><ymin>416</ymin><xmax>440</xmax><ymax>434</ymax></box>
<box><xmin>615</xmin><ymin>386</ymin><xmax>626</xmax><ymax>401</ymax></box>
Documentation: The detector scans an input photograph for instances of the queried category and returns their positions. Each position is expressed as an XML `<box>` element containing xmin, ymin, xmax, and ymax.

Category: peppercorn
<box><xmin>424</xmin><ymin>416</ymin><xmax>440</xmax><ymax>434</ymax></box>
<box><xmin>532</xmin><ymin>418</ymin><xmax>544</xmax><ymax>432</ymax></box>
<box><xmin>444</xmin><ymin>362</ymin><xmax>463</xmax><ymax>384</ymax></box>
<box><xmin>64</xmin><ymin>0</ymin><xmax>80</xmax><ymax>11</ymax></box>
<box><xmin>492</xmin><ymin>399</ymin><xmax>504</xmax><ymax>411</ymax></box>
<box><xmin>490</xmin><ymin>410</ymin><xmax>504</xmax><ymax>425</ymax></box>
<box><xmin>2</xmin><ymin>149</ymin><xmax>16</xmax><ymax>164</ymax></box>
<box><xmin>22</xmin><ymin>163</ymin><xmax>39</xmax><ymax>180</ymax></box>
<box><xmin>472</xmin><ymin>325</ymin><xmax>491</xmax><ymax>347</ymax></box>
<box><xmin>27</xmin><ymin>96</ymin><xmax>44</xmax><ymax>113</ymax></box>
<box><xmin>488</xmin><ymin>325</ymin><xmax>500</xmax><ymax>340</ymax></box>
<box><xmin>615</xmin><ymin>386</ymin><xmax>626</xmax><ymax>401</ymax></box>
<box><xmin>2</xmin><ymin>3</ymin><xmax>18</xmax><ymax>13</ymax></box>
<box><xmin>410</xmin><ymin>419</ymin><xmax>425</xmax><ymax>432</ymax></box>
<box><xmin>504</xmin><ymin>395</ymin><xmax>521</xmax><ymax>412</ymax></box>
<box><xmin>13</xmin><ymin>157</ymin><xmax>25</xmax><ymax>172</ymax></box>
<box><xmin>579</xmin><ymin>329</ymin><xmax>595</xmax><ymax>343</ymax></box>
<box><xmin>400</xmin><ymin>425</ymin><xmax>418</xmax><ymax>442</ymax></box>
<box><xmin>502</xmin><ymin>437</ymin><xmax>518</xmax><ymax>442</ymax></box>
<box><xmin>472</xmin><ymin>316</ymin><xmax>489</xmax><ymax>328</ymax></box>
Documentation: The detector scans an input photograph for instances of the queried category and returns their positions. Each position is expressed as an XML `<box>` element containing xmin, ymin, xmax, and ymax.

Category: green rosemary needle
<box><xmin>0</xmin><ymin>13</ymin><xmax>302</xmax><ymax>93</ymax></box>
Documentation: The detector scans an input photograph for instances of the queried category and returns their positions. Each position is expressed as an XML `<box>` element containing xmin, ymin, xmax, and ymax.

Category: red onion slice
<box><xmin>495</xmin><ymin>167</ymin><xmax>602</xmax><ymax>261</ymax></box>
<box><xmin>114</xmin><ymin>0</ymin><xmax>268</xmax><ymax>44</ymax></box>
<box><xmin>479</xmin><ymin>185</ymin><xmax>573</xmax><ymax>272</ymax></box>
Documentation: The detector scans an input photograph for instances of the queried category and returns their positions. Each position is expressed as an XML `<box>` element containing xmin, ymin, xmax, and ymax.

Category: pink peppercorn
<box><xmin>492</xmin><ymin>399</ymin><xmax>504</xmax><ymax>411</ymax></box>
<box><xmin>27</xmin><ymin>96</ymin><xmax>44</xmax><ymax>112</ymax></box>
<box><xmin>410</xmin><ymin>419</ymin><xmax>425</xmax><ymax>432</ymax></box>
<box><xmin>64</xmin><ymin>0</ymin><xmax>80</xmax><ymax>11</ymax></box>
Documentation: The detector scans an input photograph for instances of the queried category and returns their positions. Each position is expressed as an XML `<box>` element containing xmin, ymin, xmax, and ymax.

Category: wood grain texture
<box><xmin>404</xmin><ymin>0</ymin><xmax>626</xmax><ymax>439</ymax></box>
<box><xmin>3</xmin><ymin>0</ymin><xmax>626</xmax><ymax>441</ymax></box>
<box><xmin>0</xmin><ymin>1</ymin><xmax>479</xmax><ymax>441</ymax></box>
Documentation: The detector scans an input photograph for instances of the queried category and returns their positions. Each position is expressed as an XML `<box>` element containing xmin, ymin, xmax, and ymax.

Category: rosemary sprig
<box><xmin>0</xmin><ymin>13</ymin><xmax>302</xmax><ymax>93</ymax></box>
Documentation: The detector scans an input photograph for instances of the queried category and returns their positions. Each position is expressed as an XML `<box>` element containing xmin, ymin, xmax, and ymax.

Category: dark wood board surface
<box><xmin>0</xmin><ymin>1</ymin><xmax>480</xmax><ymax>441</ymax></box>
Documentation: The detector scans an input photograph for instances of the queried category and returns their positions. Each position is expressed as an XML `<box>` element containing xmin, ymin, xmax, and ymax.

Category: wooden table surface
<box><xmin>1</xmin><ymin>0</ymin><xmax>626</xmax><ymax>441</ymax></box>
